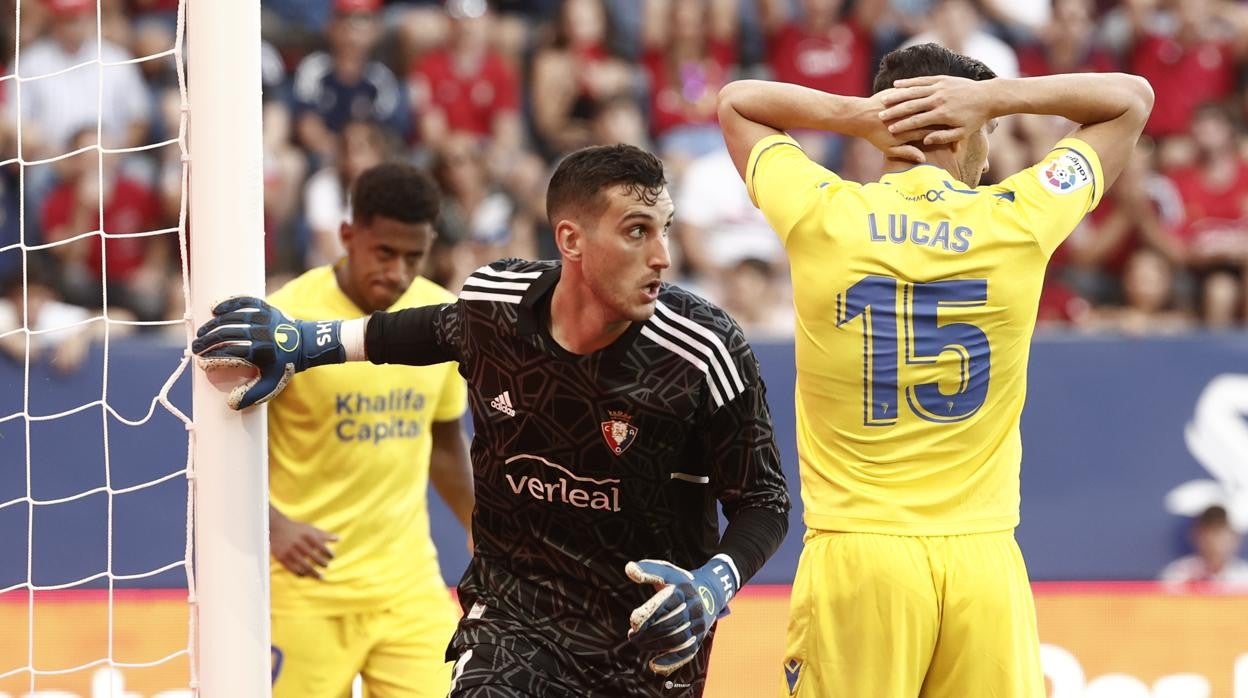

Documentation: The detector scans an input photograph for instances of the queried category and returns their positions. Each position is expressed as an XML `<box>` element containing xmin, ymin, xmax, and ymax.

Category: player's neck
<box><xmin>333</xmin><ymin>261</ymin><xmax>377</xmax><ymax>315</ymax></box>
<box><xmin>883</xmin><ymin>151</ymin><xmax>961</xmax><ymax>181</ymax></box>
<box><xmin>549</xmin><ymin>274</ymin><xmax>630</xmax><ymax>356</ymax></box>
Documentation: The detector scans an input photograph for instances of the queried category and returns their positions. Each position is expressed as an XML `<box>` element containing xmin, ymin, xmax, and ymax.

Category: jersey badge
<box><xmin>601</xmin><ymin>410</ymin><xmax>638</xmax><ymax>455</ymax></box>
<box><xmin>1040</xmin><ymin>151</ymin><xmax>1093</xmax><ymax>194</ymax></box>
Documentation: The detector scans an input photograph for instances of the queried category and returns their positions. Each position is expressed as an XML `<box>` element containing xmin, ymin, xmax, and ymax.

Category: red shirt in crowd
<box><xmin>1130</xmin><ymin>35</ymin><xmax>1235</xmax><ymax>137</ymax></box>
<box><xmin>1017</xmin><ymin>44</ymin><xmax>1117</xmax><ymax>77</ymax></box>
<box><xmin>1171</xmin><ymin>162</ymin><xmax>1248</xmax><ymax>228</ymax></box>
<box><xmin>42</xmin><ymin>176</ymin><xmax>161</xmax><ymax>282</ymax></box>
<box><xmin>410</xmin><ymin>49</ymin><xmax>519</xmax><ymax>138</ymax></box>
<box><xmin>766</xmin><ymin>20</ymin><xmax>872</xmax><ymax>97</ymax></box>
<box><xmin>642</xmin><ymin>39</ymin><xmax>735</xmax><ymax>138</ymax></box>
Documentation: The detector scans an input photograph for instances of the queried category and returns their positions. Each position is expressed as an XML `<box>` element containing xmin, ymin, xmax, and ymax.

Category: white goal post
<box><xmin>187</xmin><ymin>0</ymin><xmax>271</xmax><ymax>695</ymax></box>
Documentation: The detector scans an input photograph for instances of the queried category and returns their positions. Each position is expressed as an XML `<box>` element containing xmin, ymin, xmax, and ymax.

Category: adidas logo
<box><xmin>490</xmin><ymin>390</ymin><xmax>516</xmax><ymax>417</ymax></box>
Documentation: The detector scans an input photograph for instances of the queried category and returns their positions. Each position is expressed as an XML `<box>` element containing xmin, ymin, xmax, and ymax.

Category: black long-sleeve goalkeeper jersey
<box><xmin>365</xmin><ymin>259</ymin><xmax>790</xmax><ymax>697</ymax></box>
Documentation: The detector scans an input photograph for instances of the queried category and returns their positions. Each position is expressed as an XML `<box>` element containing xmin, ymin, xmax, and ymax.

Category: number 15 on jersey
<box><xmin>836</xmin><ymin>275</ymin><xmax>991</xmax><ymax>427</ymax></box>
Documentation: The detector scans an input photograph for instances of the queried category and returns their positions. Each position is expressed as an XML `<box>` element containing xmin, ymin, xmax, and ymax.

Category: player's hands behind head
<box><xmin>856</xmin><ymin>93</ymin><xmax>933</xmax><ymax>164</ymax></box>
<box><xmin>878</xmin><ymin>75</ymin><xmax>997</xmax><ymax>146</ymax></box>
<box><xmin>191</xmin><ymin>295</ymin><xmax>346</xmax><ymax>410</ymax></box>
<box><xmin>624</xmin><ymin>556</ymin><xmax>739</xmax><ymax>676</ymax></box>
<box><xmin>269</xmin><ymin>506</ymin><xmax>338</xmax><ymax>580</ymax></box>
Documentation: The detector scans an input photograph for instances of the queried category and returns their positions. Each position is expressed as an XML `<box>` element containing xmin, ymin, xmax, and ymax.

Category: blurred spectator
<box><xmin>529</xmin><ymin>0</ymin><xmax>635</xmax><ymax>158</ymax></box>
<box><xmin>1126</xmin><ymin>0</ymin><xmax>1247</xmax><ymax>139</ymax></box>
<box><xmin>716</xmin><ymin>257</ymin><xmax>795</xmax><ymax>340</ymax></box>
<box><xmin>9</xmin><ymin>0</ymin><xmax>150</xmax><ymax>159</ymax></box>
<box><xmin>757</xmin><ymin>0</ymin><xmax>882</xmax><ymax>99</ymax></box>
<box><xmin>1201</xmin><ymin>270</ymin><xmax>1242</xmax><ymax>328</ymax></box>
<box><xmin>303</xmin><ymin>120</ymin><xmax>387</xmax><ymax>269</ymax></box>
<box><xmin>1017</xmin><ymin>0</ymin><xmax>1116</xmax><ymax>77</ymax></box>
<box><xmin>903</xmin><ymin>0</ymin><xmax>1019</xmax><ymax>78</ymax></box>
<box><xmin>590</xmin><ymin>93</ymin><xmax>651</xmax><ymax>149</ymax></box>
<box><xmin>640</xmin><ymin>0</ymin><xmax>739</xmax><ymax>166</ymax></box>
<box><xmin>1160</xmin><ymin>505</ymin><xmax>1248</xmax><ymax>586</ymax></box>
<box><xmin>675</xmin><ymin>146</ymin><xmax>784</xmax><ymax>281</ymax></box>
<box><xmin>0</xmin><ymin>259</ymin><xmax>131</xmax><ymax>373</ymax></box>
<box><xmin>1169</xmin><ymin>103</ymin><xmax>1248</xmax><ymax>316</ymax></box>
<box><xmin>977</xmin><ymin>0</ymin><xmax>1050</xmax><ymax>37</ymax></box>
<box><xmin>41</xmin><ymin>127</ymin><xmax>168</xmax><ymax>321</ymax></box>
<box><xmin>292</xmin><ymin>0</ymin><xmax>410</xmax><ymax>163</ymax></box>
<box><xmin>1086</xmin><ymin>248</ymin><xmax>1194</xmax><ymax>334</ymax></box>
<box><xmin>409</xmin><ymin>1</ymin><xmax>524</xmax><ymax>158</ymax></box>
<box><xmin>429</xmin><ymin>132</ymin><xmax>535</xmax><ymax>288</ymax></box>
<box><xmin>1063</xmin><ymin>140</ymin><xmax>1186</xmax><ymax>305</ymax></box>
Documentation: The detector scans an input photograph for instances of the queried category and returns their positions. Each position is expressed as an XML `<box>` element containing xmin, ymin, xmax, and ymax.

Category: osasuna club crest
<box><xmin>601</xmin><ymin>410</ymin><xmax>638</xmax><ymax>455</ymax></box>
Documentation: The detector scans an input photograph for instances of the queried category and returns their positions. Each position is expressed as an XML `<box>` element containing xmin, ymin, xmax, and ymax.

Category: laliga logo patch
<box><xmin>274</xmin><ymin>323</ymin><xmax>300</xmax><ymax>353</ymax></box>
<box><xmin>601</xmin><ymin>409</ymin><xmax>638</xmax><ymax>455</ymax></box>
<box><xmin>1040</xmin><ymin>151</ymin><xmax>1092</xmax><ymax>194</ymax></box>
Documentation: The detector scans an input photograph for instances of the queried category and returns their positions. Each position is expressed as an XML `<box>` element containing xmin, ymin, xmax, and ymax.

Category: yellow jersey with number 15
<box><xmin>748</xmin><ymin>134</ymin><xmax>1103</xmax><ymax>536</ymax></box>
<box><xmin>267</xmin><ymin>266</ymin><xmax>467</xmax><ymax>614</ymax></box>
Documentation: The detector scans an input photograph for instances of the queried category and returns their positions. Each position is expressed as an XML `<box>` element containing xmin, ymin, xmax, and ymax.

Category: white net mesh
<box><xmin>0</xmin><ymin>1</ymin><xmax>194</xmax><ymax>695</ymax></box>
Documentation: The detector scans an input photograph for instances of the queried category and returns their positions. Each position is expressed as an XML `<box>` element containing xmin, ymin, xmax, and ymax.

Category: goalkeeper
<box><xmin>194</xmin><ymin>144</ymin><xmax>790</xmax><ymax>697</ymax></box>
<box><xmin>263</xmin><ymin>163</ymin><xmax>474</xmax><ymax>698</ymax></box>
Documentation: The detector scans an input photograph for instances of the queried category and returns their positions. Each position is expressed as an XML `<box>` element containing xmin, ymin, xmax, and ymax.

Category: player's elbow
<box><xmin>1119</xmin><ymin>73</ymin><xmax>1155</xmax><ymax>122</ymax></box>
<box><xmin>716</xmin><ymin>80</ymin><xmax>760</xmax><ymax>119</ymax></box>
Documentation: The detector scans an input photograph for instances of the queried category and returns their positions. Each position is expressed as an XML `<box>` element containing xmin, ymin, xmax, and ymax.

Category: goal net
<box><xmin>0</xmin><ymin>1</ymin><xmax>269</xmax><ymax>695</ymax></box>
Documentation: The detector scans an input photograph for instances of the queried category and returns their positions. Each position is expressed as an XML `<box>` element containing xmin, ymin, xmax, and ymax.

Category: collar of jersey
<box><xmin>513</xmin><ymin>262</ymin><xmax>563</xmax><ymax>335</ymax></box>
<box><xmin>879</xmin><ymin>164</ymin><xmax>971</xmax><ymax>190</ymax></box>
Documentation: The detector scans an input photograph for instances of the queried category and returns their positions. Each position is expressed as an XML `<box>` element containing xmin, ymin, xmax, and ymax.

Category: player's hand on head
<box><xmin>878</xmin><ymin>75</ymin><xmax>994</xmax><ymax>146</ymax></box>
<box><xmin>191</xmin><ymin>295</ymin><xmax>346</xmax><ymax>410</ymax></box>
<box><xmin>269</xmin><ymin>511</ymin><xmax>338</xmax><ymax>580</ymax></box>
<box><xmin>624</xmin><ymin>557</ymin><xmax>739</xmax><ymax>676</ymax></box>
<box><xmin>859</xmin><ymin>93</ymin><xmax>929</xmax><ymax>164</ymax></box>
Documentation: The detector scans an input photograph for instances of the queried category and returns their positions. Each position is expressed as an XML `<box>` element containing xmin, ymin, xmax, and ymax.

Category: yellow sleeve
<box><xmin>433</xmin><ymin>364</ymin><xmax>467</xmax><ymax>422</ymax></box>
<box><xmin>996</xmin><ymin>137</ymin><xmax>1105</xmax><ymax>257</ymax></box>
<box><xmin>746</xmin><ymin>134</ymin><xmax>848</xmax><ymax>245</ymax></box>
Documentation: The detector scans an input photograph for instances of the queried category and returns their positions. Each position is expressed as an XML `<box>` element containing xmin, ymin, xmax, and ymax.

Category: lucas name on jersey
<box><xmin>867</xmin><ymin>212</ymin><xmax>973</xmax><ymax>253</ymax></box>
<box><xmin>333</xmin><ymin>387</ymin><xmax>429</xmax><ymax>445</ymax></box>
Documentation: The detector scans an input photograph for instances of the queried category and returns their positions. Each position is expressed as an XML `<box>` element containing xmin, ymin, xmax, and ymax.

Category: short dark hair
<box><xmin>351</xmin><ymin>162</ymin><xmax>441</xmax><ymax>226</ymax></box>
<box><xmin>1196</xmin><ymin>505</ymin><xmax>1231</xmax><ymax>530</ymax></box>
<box><xmin>546</xmin><ymin>144</ymin><xmax>666</xmax><ymax>226</ymax></box>
<box><xmin>872</xmin><ymin>43</ymin><xmax>997</xmax><ymax>95</ymax></box>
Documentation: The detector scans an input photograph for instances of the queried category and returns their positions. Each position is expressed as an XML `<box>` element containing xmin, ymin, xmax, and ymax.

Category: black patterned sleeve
<box><xmin>700</xmin><ymin>325</ymin><xmax>791</xmax><ymax>585</ymax></box>
<box><xmin>364</xmin><ymin>302</ymin><xmax>465</xmax><ymax>366</ymax></box>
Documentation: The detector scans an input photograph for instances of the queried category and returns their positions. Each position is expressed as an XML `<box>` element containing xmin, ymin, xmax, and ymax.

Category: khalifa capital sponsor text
<box><xmin>334</xmin><ymin>388</ymin><xmax>428</xmax><ymax>445</ymax></box>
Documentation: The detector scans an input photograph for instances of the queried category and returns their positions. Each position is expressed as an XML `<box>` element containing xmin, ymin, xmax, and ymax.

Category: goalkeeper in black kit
<box><xmin>193</xmin><ymin>144</ymin><xmax>790</xmax><ymax>697</ymax></box>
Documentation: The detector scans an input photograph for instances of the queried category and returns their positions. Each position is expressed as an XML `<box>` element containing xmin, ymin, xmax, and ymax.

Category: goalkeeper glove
<box><xmin>191</xmin><ymin>295</ymin><xmax>346</xmax><ymax>410</ymax></box>
<box><xmin>624</xmin><ymin>555</ymin><xmax>739</xmax><ymax>676</ymax></box>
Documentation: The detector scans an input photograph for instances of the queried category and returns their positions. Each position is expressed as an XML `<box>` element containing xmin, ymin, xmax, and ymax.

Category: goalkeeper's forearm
<box><xmin>714</xmin><ymin>506</ymin><xmax>789</xmax><ymax>587</ymax></box>
<box><xmin>718</xmin><ymin>80</ymin><xmax>875</xmax><ymax>139</ymax></box>
<box><xmin>338</xmin><ymin>306</ymin><xmax>457</xmax><ymax>366</ymax></box>
<box><xmin>983</xmin><ymin>74</ymin><xmax>1153</xmax><ymax>127</ymax></box>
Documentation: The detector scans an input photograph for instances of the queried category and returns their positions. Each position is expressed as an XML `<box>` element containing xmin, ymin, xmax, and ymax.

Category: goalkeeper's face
<box><xmin>578</xmin><ymin>184</ymin><xmax>674</xmax><ymax>323</ymax></box>
<box><xmin>340</xmin><ymin>216</ymin><xmax>436</xmax><ymax>312</ymax></box>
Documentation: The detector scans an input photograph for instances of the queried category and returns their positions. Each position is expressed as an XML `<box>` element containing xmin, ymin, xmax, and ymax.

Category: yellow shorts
<box><xmin>782</xmin><ymin>529</ymin><xmax>1044</xmax><ymax>698</ymax></box>
<box><xmin>271</xmin><ymin>594</ymin><xmax>460</xmax><ymax>698</ymax></box>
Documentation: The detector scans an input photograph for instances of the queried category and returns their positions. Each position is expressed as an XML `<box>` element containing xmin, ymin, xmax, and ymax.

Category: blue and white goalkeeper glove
<box><xmin>624</xmin><ymin>555</ymin><xmax>739</xmax><ymax>676</ymax></box>
<box><xmin>191</xmin><ymin>295</ymin><xmax>346</xmax><ymax>410</ymax></box>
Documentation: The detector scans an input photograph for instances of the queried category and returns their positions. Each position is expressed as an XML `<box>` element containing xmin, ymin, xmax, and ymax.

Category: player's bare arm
<box><xmin>429</xmin><ymin>419</ymin><xmax>474</xmax><ymax>534</ymax></box>
<box><xmin>716</xmin><ymin>79</ymin><xmax>928</xmax><ymax>180</ymax></box>
<box><xmin>879</xmin><ymin>73</ymin><xmax>1155</xmax><ymax>188</ymax></box>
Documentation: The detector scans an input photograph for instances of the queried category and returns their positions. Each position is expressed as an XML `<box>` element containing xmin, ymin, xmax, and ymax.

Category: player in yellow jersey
<box><xmin>266</xmin><ymin>163</ymin><xmax>474</xmax><ymax>698</ymax></box>
<box><xmin>718</xmin><ymin>44</ymin><xmax>1153</xmax><ymax>696</ymax></box>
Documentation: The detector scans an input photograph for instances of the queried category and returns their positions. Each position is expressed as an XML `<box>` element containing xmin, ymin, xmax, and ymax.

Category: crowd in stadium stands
<box><xmin>1</xmin><ymin>0</ymin><xmax>1248</xmax><ymax>346</ymax></box>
